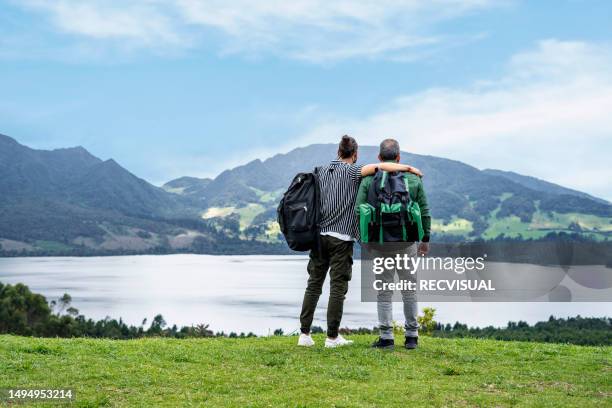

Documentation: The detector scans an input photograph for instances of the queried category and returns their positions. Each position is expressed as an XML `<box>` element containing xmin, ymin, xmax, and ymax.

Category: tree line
<box><xmin>432</xmin><ymin>315</ymin><xmax>611</xmax><ymax>346</ymax></box>
<box><xmin>0</xmin><ymin>282</ymin><xmax>254</xmax><ymax>339</ymax></box>
<box><xmin>1</xmin><ymin>281</ymin><xmax>610</xmax><ymax>345</ymax></box>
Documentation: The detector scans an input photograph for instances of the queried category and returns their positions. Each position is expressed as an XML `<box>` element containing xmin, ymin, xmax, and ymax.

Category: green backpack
<box><xmin>358</xmin><ymin>171</ymin><xmax>424</xmax><ymax>243</ymax></box>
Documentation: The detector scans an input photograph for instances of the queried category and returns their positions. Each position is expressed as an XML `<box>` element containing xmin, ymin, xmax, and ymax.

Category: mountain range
<box><xmin>162</xmin><ymin>144</ymin><xmax>612</xmax><ymax>244</ymax></box>
<box><xmin>0</xmin><ymin>134</ymin><xmax>610</xmax><ymax>255</ymax></box>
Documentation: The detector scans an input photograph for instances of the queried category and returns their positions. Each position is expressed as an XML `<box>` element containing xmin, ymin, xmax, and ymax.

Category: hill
<box><xmin>482</xmin><ymin>169</ymin><xmax>609</xmax><ymax>204</ymax></box>
<box><xmin>164</xmin><ymin>144</ymin><xmax>612</xmax><ymax>243</ymax></box>
<box><xmin>2</xmin><ymin>134</ymin><xmax>611</xmax><ymax>255</ymax></box>
<box><xmin>0</xmin><ymin>134</ymin><xmax>284</xmax><ymax>255</ymax></box>
<box><xmin>0</xmin><ymin>335</ymin><xmax>609</xmax><ymax>406</ymax></box>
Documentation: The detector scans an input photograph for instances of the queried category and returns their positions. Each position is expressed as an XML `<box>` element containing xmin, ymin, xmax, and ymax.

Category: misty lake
<box><xmin>0</xmin><ymin>255</ymin><xmax>610</xmax><ymax>335</ymax></box>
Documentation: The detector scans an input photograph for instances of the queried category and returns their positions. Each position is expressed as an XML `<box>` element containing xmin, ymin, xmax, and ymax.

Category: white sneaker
<box><xmin>324</xmin><ymin>335</ymin><xmax>354</xmax><ymax>348</ymax></box>
<box><xmin>298</xmin><ymin>333</ymin><xmax>315</xmax><ymax>347</ymax></box>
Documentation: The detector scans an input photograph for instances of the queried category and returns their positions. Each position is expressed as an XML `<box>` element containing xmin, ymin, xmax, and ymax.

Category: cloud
<box><xmin>18</xmin><ymin>0</ymin><xmax>185</xmax><ymax>48</ymax></box>
<box><xmin>13</xmin><ymin>0</ymin><xmax>504</xmax><ymax>61</ymax></box>
<box><xmin>295</xmin><ymin>40</ymin><xmax>612</xmax><ymax>201</ymax></box>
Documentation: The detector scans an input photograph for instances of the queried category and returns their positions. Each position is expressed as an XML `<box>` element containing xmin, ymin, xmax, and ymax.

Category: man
<box><xmin>298</xmin><ymin>136</ymin><xmax>423</xmax><ymax>348</ymax></box>
<box><xmin>355</xmin><ymin>138</ymin><xmax>431</xmax><ymax>350</ymax></box>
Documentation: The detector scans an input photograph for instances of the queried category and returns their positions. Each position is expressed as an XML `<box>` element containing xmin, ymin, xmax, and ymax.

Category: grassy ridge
<box><xmin>1</xmin><ymin>335</ymin><xmax>610</xmax><ymax>407</ymax></box>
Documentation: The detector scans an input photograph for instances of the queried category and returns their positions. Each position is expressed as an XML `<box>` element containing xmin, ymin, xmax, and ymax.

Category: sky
<box><xmin>1</xmin><ymin>0</ymin><xmax>611</xmax><ymax>201</ymax></box>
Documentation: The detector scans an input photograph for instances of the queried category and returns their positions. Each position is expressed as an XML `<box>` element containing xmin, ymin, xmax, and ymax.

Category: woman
<box><xmin>298</xmin><ymin>135</ymin><xmax>422</xmax><ymax>348</ymax></box>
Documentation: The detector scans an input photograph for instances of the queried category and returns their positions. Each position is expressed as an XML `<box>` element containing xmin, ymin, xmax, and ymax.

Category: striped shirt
<box><xmin>317</xmin><ymin>160</ymin><xmax>364</xmax><ymax>241</ymax></box>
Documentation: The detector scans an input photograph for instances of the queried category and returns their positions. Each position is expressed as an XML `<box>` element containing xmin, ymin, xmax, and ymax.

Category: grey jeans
<box><xmin>376</xmin><ymin>243</ymin><xmax>419</xmax><ymax>339</ymax></box>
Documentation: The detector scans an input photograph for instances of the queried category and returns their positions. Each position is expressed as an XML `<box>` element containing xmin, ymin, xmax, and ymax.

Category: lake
<box><xmin>0</xmin><ymin>255</ymin><xmax>610</xmax><ymax>335</ymax></box>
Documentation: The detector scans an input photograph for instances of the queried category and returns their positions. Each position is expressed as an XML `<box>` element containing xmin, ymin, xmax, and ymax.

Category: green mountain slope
<box><xmin>0</xmin><ymin>134</ymin><xmax>285</xmax><ymax>255</ymax></box>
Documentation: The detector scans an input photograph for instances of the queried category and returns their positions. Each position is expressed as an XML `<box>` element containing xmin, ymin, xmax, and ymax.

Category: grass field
<box><xmin>431</xmin><ymin>217</ymin><xmax>474</xmax><ymax>235</ymax></box>
<box><xmin>1</xmin><ymin>335</ymin><xmax>610</xmax><ymax>407</ymax></box>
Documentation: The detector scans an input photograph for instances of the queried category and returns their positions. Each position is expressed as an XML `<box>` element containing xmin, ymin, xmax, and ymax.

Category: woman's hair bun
<box><xmin>338</xmin><ymin>135</ymin><xmax>358</xmax><ymax>159</ymax></box>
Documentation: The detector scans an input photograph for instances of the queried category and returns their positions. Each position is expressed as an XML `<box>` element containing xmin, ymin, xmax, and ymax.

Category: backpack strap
<box><xmin>379</xmin><ymin>171</ymin><xmax>388</xmax><ymax>190</ymax></box>
<box><xmin>403</xmin><ymin>173</ymin><xmax>413</xmax><ymax>204</ymax></box>
<box><xmin>402</xmin><ymin>173</ymin><xmax>414</xmax><ymax>226</ymax></box>
<box><xmin>313</xmin><ymin>166</ymin><xmax>322</xmax><ymax>252</ymax></box>
<box><xmin>377</xmin><ymin>172</ymin><xmax>388</xmax><ymax>244</ymax></box>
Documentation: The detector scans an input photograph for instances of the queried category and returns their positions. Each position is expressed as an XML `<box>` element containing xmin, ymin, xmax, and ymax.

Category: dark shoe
<box><xmin>404</xmin><ymin>336</ymin><xmax>418</xmax><ymax>350</ymax></box>
<box><xmin>371</xmin><ymin>337</ymin><xmax>394</xmax><ymax>349</ymax></box>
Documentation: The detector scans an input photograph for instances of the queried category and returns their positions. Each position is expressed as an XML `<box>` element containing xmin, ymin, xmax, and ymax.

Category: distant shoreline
<box><xmin>2</xmin><ymin>240</ymin><xmax>610</xmax><ymax>267</ymax></box>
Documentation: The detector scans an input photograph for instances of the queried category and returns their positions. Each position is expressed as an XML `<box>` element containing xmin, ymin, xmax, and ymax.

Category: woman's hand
<box><xmin>406</xmin><ymin>165</ymin><xmax>423</xmax><ymax>177</ymax></box>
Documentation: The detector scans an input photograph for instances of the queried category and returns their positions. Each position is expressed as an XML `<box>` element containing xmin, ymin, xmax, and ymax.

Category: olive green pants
<box><xmin>300</xmin><ymin>234</ymin><xmax>354</xmax><ymax>338</ymax></box>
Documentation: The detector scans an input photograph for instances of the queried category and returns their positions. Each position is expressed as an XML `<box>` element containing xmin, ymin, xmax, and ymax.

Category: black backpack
<box><xmin>358</xmin><ymin>171</ymin><xmax>424</xmax><ymax>243</ymax></box>
<box><xmin>277</xmin><ymin>168</ymin><xmax>320</xmax><ymax>251</ymax></box>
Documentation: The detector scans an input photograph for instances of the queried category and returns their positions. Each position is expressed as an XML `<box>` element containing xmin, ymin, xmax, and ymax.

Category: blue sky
<box><xmin>1</xmin><ymin>0</ymin><xmax>611</xmax><ymax>200</ymax></box>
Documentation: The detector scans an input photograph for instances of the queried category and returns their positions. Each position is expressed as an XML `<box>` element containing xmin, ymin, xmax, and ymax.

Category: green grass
<box><xmin>538</xmin><ymin>212</ymin><xmax>612</xmax><ymax>233</ymax></box>
<box><xmin>432</xmin><ymin>217</ymin><xmax>474</xmax><ymax>235</ymax></box>
<box><xmin>1</xmin><ymin>335</ymin><xmax>610</xmax><ymax>407</ymax></box>
<box><xmin>250</xmin><ymin>187</ymin><xmax>284</xmax><ymax>203</ymax></box>
<box><xmin>483</xmin><ymin>211</ymin><xmax>612</xmax><ymax>241</ymax></box>
<box><xmin>201</xmin><ymin>204</ymin><xmax>265</xmax><ymax>230</ymax></box>
<box><xmin>478</xmin><ymin>194</ymin><xmax>611</xmax><ymax>241</ymax></box>
<box><xmin>483</xmin><ymin>215</ymin><xmax>540</xmax><ymax>240</ymax></box>
<box><xmin>235</xmin><ymin>203</ymin><xmax>265</xmax><ymax>229</ymax></box>
<box><xmin>33</xmin><ymin>240</ymin><xmax>74</xmax><ymax>252</ymax></box>
<box><xmin>201</xmin><ymin>206</ymin><xmax>236</xmax><ymax>219</ymax></box>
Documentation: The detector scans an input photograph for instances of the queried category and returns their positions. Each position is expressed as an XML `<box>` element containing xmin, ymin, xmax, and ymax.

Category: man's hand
<box><xmin>418</xmin><ymin>242</ymin><xmax>429</xmax><ymax>257</ymax></box>
<box><xmin>406</xmin><ymin>165</ymin><xmax>423</xmax><ymax>177</ymax></box>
